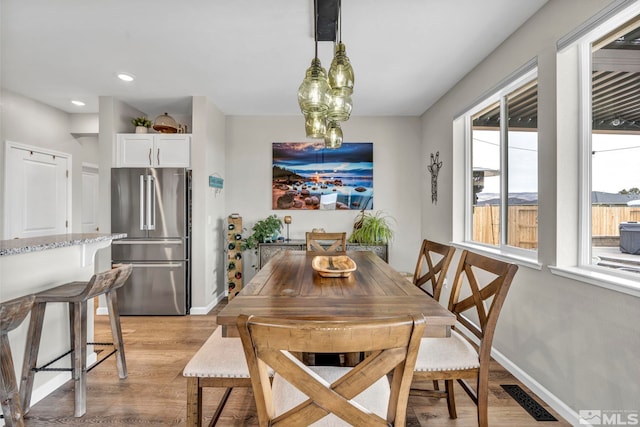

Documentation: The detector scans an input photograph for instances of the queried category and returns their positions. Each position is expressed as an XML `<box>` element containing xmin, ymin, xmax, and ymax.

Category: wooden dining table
<box><xmin>217</xmin><ymin>250</ymin><xmax>456</xmax><ymax>338</ymax></box>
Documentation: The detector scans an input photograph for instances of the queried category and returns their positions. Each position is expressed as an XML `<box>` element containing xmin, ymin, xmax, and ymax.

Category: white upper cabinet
<box><xmin>116</xmin><ymin>134</ymin><xmax>191</xmax><ymax>168</ymax></box>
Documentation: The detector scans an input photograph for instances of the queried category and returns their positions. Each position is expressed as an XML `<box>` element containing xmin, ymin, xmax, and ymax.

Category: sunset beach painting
<box><xmin>272</xmin><ymin>142</ymin><xmax>373</xmax><ymax>210</ymax></box>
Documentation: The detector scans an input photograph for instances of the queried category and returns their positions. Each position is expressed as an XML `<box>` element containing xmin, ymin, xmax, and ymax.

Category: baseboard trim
<box><xmin>189</xmin><ymin>292</ymin><xmax>226</xmax><ymax>315</ymax></box>
<box><xmin>98</xmin><ymin>293</ymin><xmax>227</xmax><ymax>316</ymax></box>
<box><xmin>490</xmin><ymin>346</ymin><xmax>579</xmax><ymax>426</ymax></box>
<box><xmin>453</xmin><ymin>324</ymin><xmax>579</xmax><ymax>425</ymax></box>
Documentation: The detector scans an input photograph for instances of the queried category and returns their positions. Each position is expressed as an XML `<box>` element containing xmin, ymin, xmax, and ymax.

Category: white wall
<box><xmin>421</xmin><ymin>0</ymin><xmax>640</xmax><ymax>420</ymax></box>
<box><xmin>190</xmin><ymin>96</ymin><xmax>227</xmax><ymax>312</ymax></box>
<box><xmin>225</xmin><ymin>115</ymin><xmax>423</xmax><ymax>282</ymax></box>
<box><xmin>0</xmin><ymin>89</ymin><xmax>92</xmax><ymax>237</ymax></box>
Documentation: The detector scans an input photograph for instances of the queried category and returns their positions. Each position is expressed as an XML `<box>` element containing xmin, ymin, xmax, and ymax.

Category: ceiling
<box><xmin>1</xmin><ymin>0</ymin><xmax>549</xmax><ymax>118</ymax></box>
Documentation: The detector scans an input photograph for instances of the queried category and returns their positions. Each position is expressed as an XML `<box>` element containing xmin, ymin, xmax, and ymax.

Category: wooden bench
<box><xmin>183</xmin><ymin>327</ymin><xmax>254</xmax><ymax>427</ymax></box>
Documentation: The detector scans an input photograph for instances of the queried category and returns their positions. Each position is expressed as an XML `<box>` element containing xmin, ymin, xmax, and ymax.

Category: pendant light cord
<box><xmin>338</xmin><ymin>0</ymin><xmax>342</xmax><ymax>43</ymax></box>
<box><xmin>314</xmin><ymin>0</ymin><xmax>319</xmax><ymax>59</ymax></box>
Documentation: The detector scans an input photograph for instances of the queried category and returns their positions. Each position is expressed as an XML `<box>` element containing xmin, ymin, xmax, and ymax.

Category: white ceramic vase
<box><xmin>135</xmin><ymin>126</ymin><xmax>148</xmax><ymax>134</ymax></box>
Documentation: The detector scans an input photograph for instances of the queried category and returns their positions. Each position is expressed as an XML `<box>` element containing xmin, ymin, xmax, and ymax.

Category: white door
<box><xmin>4</xmin><ymin>143</ymin><xmax>70</xmax><ymax>239</ymax></box>
<box><xmin>81</xmin><ymin>163</ymin><xmax>99</xmax><ymax>233</ymax></box>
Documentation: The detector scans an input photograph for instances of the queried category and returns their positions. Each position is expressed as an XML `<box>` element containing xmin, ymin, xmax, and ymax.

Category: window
<box><xmin>551</xmin><ymin>1</ymin><xmax>640</xmax><ymax>295</ymax></box>
<box><xmin>586</xmin><ymin>14</ymin><xmax>640</xmax><ymax>276</ymax></box>
<box><xmin>462</xmin><ymin>67</ymin><xmax>538</xmax><ymax>258</ymax></box>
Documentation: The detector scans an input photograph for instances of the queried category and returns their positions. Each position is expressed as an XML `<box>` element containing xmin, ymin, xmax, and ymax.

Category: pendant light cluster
<box><xmin>298</xmin><ymin>0</ymin><xmax>354</xmax><ymax>149</ymax></box>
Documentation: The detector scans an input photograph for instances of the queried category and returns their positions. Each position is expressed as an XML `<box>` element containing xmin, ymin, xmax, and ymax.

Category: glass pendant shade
<box><xmin>298</xmin><ymin>58</ymin><xmax>331</xmax><ymax>114</ymax></box>
<box><xmin>327</xmin><ymin>90</ymin><xmax>352</xmax><ymax>122</ymax></box>
<box><xmin>328</xmin><ymin>42</ymin><xmax>354</xmax><ymax>94</ymax></box>
<box><xmin>325</xmin><ymin>121</ymin><xmax>343</xmax><ymax>148</ymax></box>
<box><xmin>304</xmin><ymin>112</ymin><xmax>327</xmax><ymax>139</ymax></box>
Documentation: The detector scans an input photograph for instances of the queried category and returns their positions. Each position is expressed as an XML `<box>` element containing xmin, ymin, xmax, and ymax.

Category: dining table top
<box><xmin>217</xmin><ymin>250</ymin><xmax>456</xmax><ymax>338</ymax></box>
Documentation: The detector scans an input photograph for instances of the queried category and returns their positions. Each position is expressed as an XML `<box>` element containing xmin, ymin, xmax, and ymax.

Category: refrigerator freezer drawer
<box><xmin>112</xmin><ymin>239</ymin><xmax>186</xmax><ymax>261</ymax></box>
<box><xmin>116</xmin><ymin>261</ymin><xmax>187</xmax><ymax>315</ymax></box>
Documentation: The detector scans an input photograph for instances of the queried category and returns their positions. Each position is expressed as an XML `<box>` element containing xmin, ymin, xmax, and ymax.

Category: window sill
<box><xmin>453</xmin><ymin>242</ymin><xmax>542</xmax><ymax>271</ymax></box>
<box><xmin>548</xmin><ymin>265</ymin><xmax>640</xmax><ymax>298</ymax></box>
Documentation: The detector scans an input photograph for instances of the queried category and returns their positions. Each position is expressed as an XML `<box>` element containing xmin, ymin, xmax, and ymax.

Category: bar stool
<box><xmin>1</xmin><ymin>294</ymin><xmax>35</xmax><ymax>427</ymax></box>
<box><xmin>20</xmin><ymin>264</ymin><xmax>132</xmax><ymax>417</ymax></box>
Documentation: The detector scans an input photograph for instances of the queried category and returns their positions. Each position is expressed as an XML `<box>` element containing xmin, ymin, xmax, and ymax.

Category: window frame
<box><xmin>550</xmin><ymin>0</ymin><xmax>640</xmax><ymax>297</ymax></box>
<box><xmin>580</xmin><ymin>6</ymin><xmax>640</xmax><ymax>276</ymax></box>
<box><xmin>458</xmin><ymin>62</ymin><xmax>539</xmax><ymax>266</ymax></box>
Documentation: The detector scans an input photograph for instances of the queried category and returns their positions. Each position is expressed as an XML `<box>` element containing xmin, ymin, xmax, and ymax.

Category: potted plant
<box><xmin>131</xmin><ymin>116</ymin><xmax>152</xmax><ymax>133</ymax></box>
<box><xmin>348</xmin><ymin>210</ymin><xmax>394</xmax><ymax>244</ymax></box>
<box><xmin>240</xmin><ymin>215</ymin><xmax>283</xmax><ymax>252</ymax></box>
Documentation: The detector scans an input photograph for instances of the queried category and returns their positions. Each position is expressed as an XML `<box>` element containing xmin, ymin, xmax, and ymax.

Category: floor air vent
<box><xmin>501</xmin><ymin>384</ymin><xmax>558</xmax><ymax>422</ymax></box>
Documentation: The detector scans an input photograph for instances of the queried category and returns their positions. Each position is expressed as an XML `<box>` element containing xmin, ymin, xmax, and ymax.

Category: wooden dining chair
<box><xmin>407</xmin><ymin>239</ymin><xmax>456</xmax><ymax>393</ymax></box>
<box><xmin>305</xmin><ymin>232</ymin><xmax>347</xmax><ymax>253</ymax></box>
<box><xmin>411</xmin><ymin>250</ymin><xmax>518</xmax><ymax>427</ymax></box>
<box><xmin>411</xmin><ymin>239</ymin><xmax>456</xmax><ymax>301</ymax></box>
<box><xmin>238</xmin><ymin>314</ymin><xmax>426</xmax><ymax>427</ymax></box>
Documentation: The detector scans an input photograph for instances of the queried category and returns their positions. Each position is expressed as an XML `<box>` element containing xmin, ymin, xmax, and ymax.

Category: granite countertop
<box><xmin>0</xmin><ymin>233</ymin><xmax>127</xmax><ymax>256</ymax></box>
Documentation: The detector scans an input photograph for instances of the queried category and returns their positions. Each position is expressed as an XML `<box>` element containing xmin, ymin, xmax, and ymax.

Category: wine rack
<box><xmin>227</xmin><ymin>214</ymin><xmax>243</xmax><ymax>300</ymax></box>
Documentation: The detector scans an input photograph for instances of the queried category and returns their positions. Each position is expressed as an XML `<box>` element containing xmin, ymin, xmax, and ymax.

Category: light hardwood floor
<box><xmin>22</xmin><ymin>300</ymin><xmax>570</xmax><ymax>426</ymax></box>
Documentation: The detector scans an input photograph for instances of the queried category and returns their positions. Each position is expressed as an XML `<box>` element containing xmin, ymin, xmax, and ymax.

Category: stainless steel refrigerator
<box><xmin>111</xmin><ymin>168</ymin><xmax>191</xmax><ymax>315</ymax></box>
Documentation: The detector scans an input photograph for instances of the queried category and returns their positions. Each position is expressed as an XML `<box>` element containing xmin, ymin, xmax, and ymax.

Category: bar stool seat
<box><xmin>20</xmin><ymin>264</ymin><xmax>132</xmax><ymax>418</ymax></box>
<box><xmin>1</xmin><ymin>294</ymin><xmax>35</xmax><ymax>427</ymax></box>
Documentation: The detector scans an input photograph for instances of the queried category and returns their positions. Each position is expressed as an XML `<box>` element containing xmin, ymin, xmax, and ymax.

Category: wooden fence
<box><xmin>472</xmin><ymin>205</ymin><xmax>640</xmax><ymax>249</ymax></box>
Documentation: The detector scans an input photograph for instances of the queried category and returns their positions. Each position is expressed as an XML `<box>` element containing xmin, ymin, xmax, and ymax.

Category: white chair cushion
<box><xmin>413</xmin><ymin>330</ymin><xmax>480</xmax><ymax>372</ymax></box>
<box><xmin>183</xmin><ymin>327</ymin><xmax>250</xmax><ymax>378</ymax></box>
<box><xmin>272</xmin><ymin>365</ymin><xmax>390</xmax><ymax>427</ymax></box>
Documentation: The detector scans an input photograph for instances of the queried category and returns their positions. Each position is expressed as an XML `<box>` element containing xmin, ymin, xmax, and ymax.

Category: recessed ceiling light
<box><xmin>117</xmin><ymin>73</ymin><xmax>135</xmax><ymax>82</ymax></box>
<box><xmin>71</xmin><ymin>100</ymin><xmax>86</xmax><ymax>106</ymax></box>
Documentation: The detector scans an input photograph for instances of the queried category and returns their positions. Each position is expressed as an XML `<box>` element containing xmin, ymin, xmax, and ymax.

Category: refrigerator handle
<box><xmin>139</xmin><ymin>174</ymin><xmax>146</xmax><ymax>230</ymax></box>
<box><xmin>147</xmin><ymin>174</ymin><xmax>156</xmax><ymax>230</ymax></box>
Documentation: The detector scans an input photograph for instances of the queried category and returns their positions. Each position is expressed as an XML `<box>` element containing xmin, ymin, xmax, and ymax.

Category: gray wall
<box><xmin>224</xmin><ymin>115</ymin><xmax>423</xmax><ymax>282</ymax></box>
<box><xmin>420</xmin><ymin>0</ymin><xmax>640</xmax><ymax>420</ymax></box>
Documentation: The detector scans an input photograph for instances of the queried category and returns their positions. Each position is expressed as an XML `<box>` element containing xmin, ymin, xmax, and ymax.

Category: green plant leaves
<box><xmin>348</xmin><ymin>211</ymin><xmax>394</xmax><ymax>244</ymax></box>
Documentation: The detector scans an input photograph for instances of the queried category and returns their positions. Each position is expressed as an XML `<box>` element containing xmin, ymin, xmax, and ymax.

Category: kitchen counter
<box><xmin>0</xmin><ymin>232</ymin><xmax>126</xmax><ymax>256</ymax></box>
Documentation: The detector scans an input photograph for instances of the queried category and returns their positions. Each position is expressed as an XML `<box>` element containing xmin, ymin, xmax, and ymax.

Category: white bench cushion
<box><xmin>183</xmin><ymin>327</ymin><xmax>249</xmax><ymax>378</ymax></box>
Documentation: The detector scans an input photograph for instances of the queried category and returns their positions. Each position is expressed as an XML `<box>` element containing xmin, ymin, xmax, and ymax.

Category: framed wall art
<box><xmin>272</xmin><ymin>142</ymin><xmax>373</xmax><ymax>210</ymax></box>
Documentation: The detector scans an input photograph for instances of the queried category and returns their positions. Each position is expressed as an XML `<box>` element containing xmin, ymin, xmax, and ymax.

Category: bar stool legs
<box><xmin>0</xmin><ymin>332</ymin><xmax>23</xmax><ymax>427</ymax></box>
<box><xmin>20</xmin><ymin>264</ymin><xmax>132</xmax><ymax>418</ymax></box>
<box><xmin>18</xmin><ymin>300</ymin><xmax>46</xmax><ymax>416</ymax></box>
<box><xmin>106</xmin><ymin>291</ymin><xmax>127</xmax><ymax>378</ymax></box>
<box><xmin>0</xmin><ymin>295</ymin><xmax>35</xmax><ymax>427</ymax></box>
<box><xmin>69</xmin><ymin>300</ymin><xmax>88</xmax><ymax>417</ymax></box>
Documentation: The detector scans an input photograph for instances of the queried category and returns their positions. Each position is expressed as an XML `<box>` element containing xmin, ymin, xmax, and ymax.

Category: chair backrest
<box><xmin>305</xmin><ymin>232</ymin><xmax>347</xmax><ymax>253</ymax></box>
<box><xmin>238</xmin><ymin>314</ymin><xmax>426</xmax><ymax>427</ymax></box>
<box><xmin>412</xmin><ymin>239</ymin><xmax>456</xmax><ymax>301</ymax></box>
<box><xmin>447</xmin><ymin>250</ymin><xmax>518</xmax><ymax>363</ymax></box>
<box><xmin>84</xmin><ymin>264</ymin><xmax>133</xmax><ymax>299</ymax></box>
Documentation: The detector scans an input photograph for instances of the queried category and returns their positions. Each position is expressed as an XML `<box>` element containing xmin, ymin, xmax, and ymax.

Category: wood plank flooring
<box><xmin>22</xmin><ymin>300</ymin><xmax>570</xmax><ymax>426</ymax></box>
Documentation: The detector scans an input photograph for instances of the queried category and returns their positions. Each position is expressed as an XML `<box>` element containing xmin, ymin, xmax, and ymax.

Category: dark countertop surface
<box><xmin>0</xmin><ymin>233</ymin><xmax>127</xmax><ymax>256</ymax></box>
